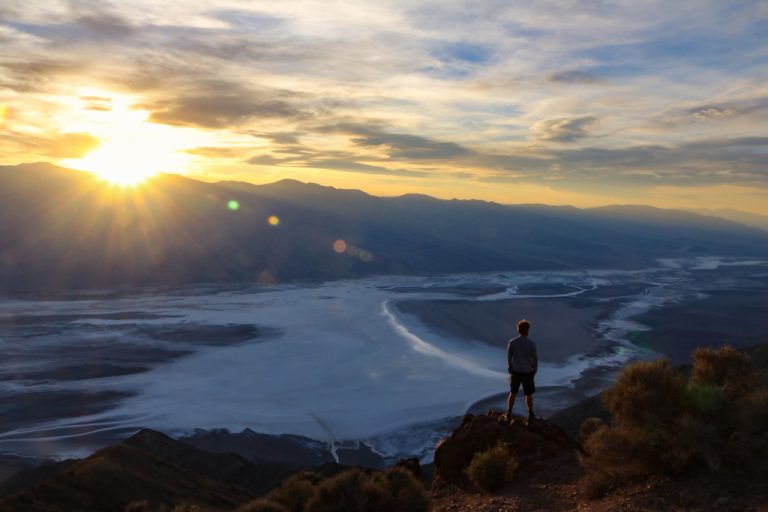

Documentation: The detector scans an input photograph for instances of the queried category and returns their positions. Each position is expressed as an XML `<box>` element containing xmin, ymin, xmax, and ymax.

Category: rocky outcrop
<box><xmin>433</xmin><ymin>411</ymin><xmax>580</xmax><ymax>487</ymax></box>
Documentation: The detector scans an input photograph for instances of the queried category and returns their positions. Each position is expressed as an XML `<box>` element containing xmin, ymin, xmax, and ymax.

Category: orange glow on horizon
<box><xmin>0</xmin><ymin>103</ymin><xmax>9</xmax><ymax>128</ymax></box>
<box><xmin>60</xmin><ymin>89</ymin><xmax>202</xmax><ymax>186</ymax></box>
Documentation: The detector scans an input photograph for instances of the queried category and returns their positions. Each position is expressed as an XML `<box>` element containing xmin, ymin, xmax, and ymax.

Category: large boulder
<box><xmin>433</xmin><ymin>411</ymin><xmax>579</xmax><ymax>486</ymax></box>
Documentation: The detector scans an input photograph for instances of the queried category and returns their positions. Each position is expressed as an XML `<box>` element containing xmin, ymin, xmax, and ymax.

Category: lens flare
<box><xmin>258</xmin><ymin>270</ymin><xmax>277</xmax><ymax>286</ymax></box>
<box><xmin>333</xmin><ymin>239</ymin><xmax>347</xmax><ymax>253</ymax></box>
<box><xmin>268</xmin><ymin>215</ymin><xmax>280</xmax><ymax>226</ymax></box>
<box><xmin>228</xmin><ymin>200</ymin><xmax>240</xmax><ymax>211</ymax></box>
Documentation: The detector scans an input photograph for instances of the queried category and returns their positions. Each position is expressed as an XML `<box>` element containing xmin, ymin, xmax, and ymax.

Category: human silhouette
<box><xmin>506</xmin><ymin>319</ymin><xmax>538</xmax><ymax>423</ymax></box>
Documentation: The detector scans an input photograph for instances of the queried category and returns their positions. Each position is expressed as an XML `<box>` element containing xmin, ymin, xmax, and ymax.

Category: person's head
<box><xmin>517</xmin><ymin>319</ymin><xmax>530</xmax><ymax>336</ymax></box>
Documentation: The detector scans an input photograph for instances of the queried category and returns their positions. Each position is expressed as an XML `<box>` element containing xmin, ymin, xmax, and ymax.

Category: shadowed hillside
<box><xmin>2</xmin><ymin>163</ymin><xmax>768</xmax><ymax>294</ymax></box>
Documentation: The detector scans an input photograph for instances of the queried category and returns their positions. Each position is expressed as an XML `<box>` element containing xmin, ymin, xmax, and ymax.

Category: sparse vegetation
<box><xmin>125</xmin><ymin>501</ymin><xmax>152</xmax><ymax>512</ymax></box>
<box><xmin>364</xmin><ymin>467</ymin><xmax>430</xmax><ymax>512</ymax></box>
<box><xmin>265</xmin><ymin>472</ymin><xmax>322</xmax><ymax>512</ymax></box>
<box><xmin>236</xmin><ymin>499</ymin><xmax>288</xmax><ymax>512</ymax></box>
<box><xmin>236</xmin><ymin>467</ymin><xmax>428</xmax><ymax>512</ymax></box>
<box><xmin>580</xmin><ymin>345</ymin><xmax>768</xmax><ymax>498</ymax></box>
<box><xmin>465</xmin><ymin>443</ymin><xmax>519</xmax><ymax>493</ymax></box>
<box><xmin>124</xmin><ymin>502</ymin><xmax>209</xmax><ymax>512</ymax></box>
<box><xmin>304</xmin><ymin>469</ymin><xmax>369</xmax><ymax>512</ymax></box>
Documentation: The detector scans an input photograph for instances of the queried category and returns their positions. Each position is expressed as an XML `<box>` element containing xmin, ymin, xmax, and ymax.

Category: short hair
<box><xmin>517</xmin><ymin>319</ymin><xmax>530</xmax><ymax>335</ymax></box>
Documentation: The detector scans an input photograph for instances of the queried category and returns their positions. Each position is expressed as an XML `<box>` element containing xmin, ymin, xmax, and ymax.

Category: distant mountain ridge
<box><xmin>1</xmin><ymin>163</ymin><xmax>767</xmax><ymax>293</ymax></box>
<box><xmin>682</xmin><ymin>207</ymin><xmax>768</xmax><ymax>231</ymax></box>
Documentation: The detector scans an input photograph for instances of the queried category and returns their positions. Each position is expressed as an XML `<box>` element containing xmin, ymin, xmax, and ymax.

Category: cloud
<box><xmin>353</xmin><ymin>132</ymin><xmax>470</xmax><ymax>160</ymax></box>
<box><xmin>0</xmin><ymin>58</ymin><xmax>83</xmax><ymax>92</ymax></box>
<box><xmin>547</xmin><ymin>70</ymin><xmax>603</xmax><ymax>84</ymax></box>
<box><xmin>249</xmin><ymin>132</ymin><xmax>302</xmax><ymax>145</ymax></box>
<box><xmin>71</xmin><ymin>8</ymin><xmax>135</xmax><ymax>39</ymax></box>
<box><xmin>42</xmin><ymin>132</ymin><xmax>100</xmax><ymax>158</ymax></box>
<box><xmin>138</xmin><ymin>80</ymin><xmax>302</xmax><ymax>128</ymax></box>
<box><xmin>304</xmin><ymin>159</ymin><xmax>428</xmax><ymax>177</ymax></box>
<box><xmin>533</xmin><ymin>137</ymin><xmax>768</xmax><ymax>185</ymax></box>
<box><xmin>184</xmin><ymin>146</ymin><xmax>246</xmax><ymax>158</ymax></box>
<box><xmin>662</xmin><ymin>96</ymin><xmax>768</xmax><ymax>124</ymax></box>
<box><xmin>210</xmin><ymin>9</ymin><xmax>286</xmax><ymax>31</ymax></box>
<box><xmin>320</xmin><ymin>123</ymin><xmax>472</xmax><ymax>160</ymax></box>
<box><xmin>530</xmin><ymin>116</ymin><xmax>599</xmax><ymax>142</ymax></box>
<box><xmin>246</xmin><ymin>150</ymin><xmax>428</xmax><ymax>178</ymax></box>
<box><xmin>80</xmin><ymin>95</ymin><xmax>112</xmax><ymax>111</ymax></box>
<box><xmin>0</xmin><ymin>131</ymin><xmax>100</xmax><ymax>158</ymax></box>
<box><xmin>5</xmin><ymin>5</ymin><xmax>135</xmax><ymax>44</ymax></box>
<box><xmin>246</xmin><ymin>154</ymin><xmax>291</xmax><ymax>165</ymax></box>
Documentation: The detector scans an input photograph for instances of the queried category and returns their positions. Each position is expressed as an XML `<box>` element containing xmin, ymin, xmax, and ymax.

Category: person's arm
<box><xmin>531</xmin><ymin>343</ymin><xmax>538</xmax><ymax>375</ymax></box>
<box><xmin>507</xmin><ymin>341</ymin><xmax>513</xmax><ymax>373</ymax></box>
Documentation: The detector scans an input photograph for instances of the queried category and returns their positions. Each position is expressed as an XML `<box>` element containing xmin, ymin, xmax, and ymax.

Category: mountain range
<box><xmin>2</xmin><ymin>162</ymin><xmax>767</xmax><ymax>294</ymax></box>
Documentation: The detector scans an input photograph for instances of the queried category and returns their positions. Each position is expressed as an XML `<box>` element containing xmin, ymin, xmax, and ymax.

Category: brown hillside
<box><xmin>0</xmin><ymin>431</ymin><xmax>261</xmax><ymax>512</ymax></box>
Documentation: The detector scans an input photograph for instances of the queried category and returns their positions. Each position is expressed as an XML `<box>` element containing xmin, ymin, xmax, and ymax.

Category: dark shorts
<box><xmin>509</xmin><ymin>371</ymin><xmax>536</xmax><ymax>395</ymax></box>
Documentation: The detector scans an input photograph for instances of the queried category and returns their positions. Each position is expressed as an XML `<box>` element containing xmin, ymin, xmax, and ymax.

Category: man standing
<box><xmin>506</xmin><ymin>319</ymin><xmax>538</xmax><ymax>423</ymax></box>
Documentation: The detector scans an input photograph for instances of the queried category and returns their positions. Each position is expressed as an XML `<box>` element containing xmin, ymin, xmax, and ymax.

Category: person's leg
<box><xmin>507</xmin><ymin>392</ymin><xmax>516</xmax><ymax>418</ymax></box>
<box><xmin>507</xmin><ymin>373</ymin><xmax>522</xmax><ymax>421</ymax></box>
<box><xmin>523</xmin><ymin>373</ymin><xmax>535</xmax><ymax>420</ymax></box>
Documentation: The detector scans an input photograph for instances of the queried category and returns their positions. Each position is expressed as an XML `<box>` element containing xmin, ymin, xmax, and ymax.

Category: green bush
<box><xmin>580</xmin><ymin>345</ymin><xmax>768</xmax><ymax>499</ymax></box>
<box><xmin>243</xmin><ymin>466</ymin><xmax>429</xmax><ymax>512</ymax></box>
<box><xmin>236</xmin><ymin>499</ymin><xmax>288</xmax><ymax>512</ymax></box>
<box><xmin>692</xmin><ymin>345</ymin><xmax>759</xmax><ymax>399</ymax></box>
<box><xmin>579</xmin><ymin>417</ymin><xmax>607</xmax><ymax>443</ymax></box>
<box><xmin>305</xmin><ymin>469</ymin><xmax>369</xmax><ymax>512</ymax></box>
<box><xmin>465</xmin><ymin>443</ymin><xmax>518</xmax><ymax>493</ymax></box>
<box><xmin>365</xmin><ymin>467</ymin><xmax>430</xmax><ymax>512</ymax></box>
<box><xmin>602</xmin><ymin>359</ymin><xmax>686</xmax><ymax>428</ymax></box>
<box><xmin>685</xmin><ymin>382</ymin><xmax>727</xmax><ymax>417</ymax></box>
<box><xmin>265</xmin><ymin>472</ymin><xmax>321</xmax><ymax>512</ymax></box>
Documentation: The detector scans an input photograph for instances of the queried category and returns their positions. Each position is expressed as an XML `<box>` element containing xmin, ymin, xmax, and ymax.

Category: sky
<box><xmin>1</xmin><ymin>1</ymin><xmax>767</xmax><ymax>213</ymax></box>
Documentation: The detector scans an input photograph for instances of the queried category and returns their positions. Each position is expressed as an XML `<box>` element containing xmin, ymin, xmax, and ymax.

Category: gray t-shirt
<box><xmin>507</xmin><ymin>335</ymin><xmax>538</xmax><ymax>374</ymax></box>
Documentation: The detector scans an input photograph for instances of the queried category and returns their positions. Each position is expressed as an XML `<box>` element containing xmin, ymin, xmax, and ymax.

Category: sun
<box><xmin>67</xmin><ymin>139</ymin><xmax>186</xmax><ymax>186</ymax></box>
<box><xmin>61</xmin><ymin>91</ymin><xmax>198</xmax><ymax>186</ymax></box>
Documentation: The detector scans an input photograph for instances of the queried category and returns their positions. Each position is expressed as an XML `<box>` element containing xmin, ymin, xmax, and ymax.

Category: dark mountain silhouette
<box><xmin>0</xmin><ymin>429</ymin><xmax>295</xmax><ymax>511</ymax></box>
<box><xmin>2</xmin><ymin>162</ymin><xmax>767</xmax><ymax>293</ymax></box>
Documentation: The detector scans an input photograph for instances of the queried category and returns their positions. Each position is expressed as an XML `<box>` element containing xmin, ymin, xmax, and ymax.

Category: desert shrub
<box><xmin>365</xmin><ymin>467</ymin><xmax>430</xmax><ymax>512</ymax></box>
<box><xmin>266</xmin><ymin>472</ymin><xmax>321</xmax><ymax>512</ymax></box>
<box><xmin>125</xmin><ymin>501</ymin><xmax>152</xmax><ymax>512</ymax></box>
<box><xmin>692</xmin><ymin>345</ymin><xmax>759</xmax><ymax>399</ymax></box>
<box><xmin>602</xmin><ymin>359</ymin><xmax>686</xmax><ymax>428</ymax></box>
<box><xmin>254</xmin><ymin>466</ymin><xmax>428</xmax><ymax>512</ymax></box>
<box><xmin>685</xmin><ymin>382</ymin><xmax>727</xmax><ymax>417</ymax></box>
<box><xmin>465</xmin><ymin>443</ymin><xmax>519</xmax><ymax>493</ymax></box>
<box><xmin>582</xmin><ymin>422</ymin><xmax>678</xmax><ymax>476</ymax></box>
<box><xmin>730</xmin><ymin>389</ymin><xmax>768</xmax><ymax>459</ymax></box>
<box><xmin>305</xmin><ymin>469</ymin><xmax>369</xmax><ymax>512</ymax></box>
<box><xmin>581</xmin><ymin>346</ymin><xmax>768</xmax><ymax>499</ymax></box>
<box><xmin>236</xmin><ymin>499</ymin><xmax>288</xmax><ymax>512</ymax></box>
<box><xmin>673</xmin><ymin>413</ymin><xmax>722</xmax><ymax>471</ymax></box>
<box><xmin>738</xmin><ymin>388</ymin><xmax>768</xmax><ymax>434</ymax></box>
<box><xmin>579</xmin><ymin>417</ymin><xmax>607</xmax><ymax>443</ymax></box>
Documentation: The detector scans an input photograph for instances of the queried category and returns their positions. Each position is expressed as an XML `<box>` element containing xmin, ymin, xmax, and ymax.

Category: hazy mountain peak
<box><xmin>1</xmin><ymin>163</ymin><xmax>767</xmax><ymax>293</ymax></box>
